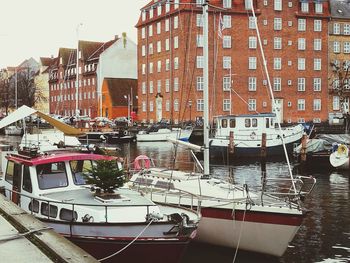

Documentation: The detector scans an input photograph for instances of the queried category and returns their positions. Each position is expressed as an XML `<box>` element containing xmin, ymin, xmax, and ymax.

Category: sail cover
<box><xmin>0</xmin><ymin>105</ymin><xmax>85</xmax><ymax>136</ymax></box>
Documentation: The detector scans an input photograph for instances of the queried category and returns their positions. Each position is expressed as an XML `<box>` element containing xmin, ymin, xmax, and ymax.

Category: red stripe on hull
<box><xmin>201</xmin><ymin>207</ymin><xmax>304</xmax><ymax>226</ymax></box>
<box><xmin>68</xmin><ymin>237</ymin><xmax>190</xmax><ymax>263</ymax></box>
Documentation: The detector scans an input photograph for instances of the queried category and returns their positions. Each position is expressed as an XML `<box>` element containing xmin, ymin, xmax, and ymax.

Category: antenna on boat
<box><xmin>249</xmin><ymin>0</ymin><xmax>297</xmax><ymax>193</ymax></box>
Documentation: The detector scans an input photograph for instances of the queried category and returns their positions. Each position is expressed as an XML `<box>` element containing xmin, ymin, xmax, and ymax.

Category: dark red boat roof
<box><xmin>6</xmin><ymin>152</ymin><xmax>116</xmax><ymax>166</ymax></box>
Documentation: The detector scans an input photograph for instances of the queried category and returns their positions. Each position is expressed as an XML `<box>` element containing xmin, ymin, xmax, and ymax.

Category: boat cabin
<box><xmin>214</xmin><ymin>113</ymin><xmax>277</xmax><ymax>138</ymax></box>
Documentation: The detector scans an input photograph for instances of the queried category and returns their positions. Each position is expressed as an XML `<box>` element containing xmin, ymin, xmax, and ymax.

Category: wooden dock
<box><xmin>0</xmin><ymin>194</ymin><xmax>98</xmax><ymax>263</ymax></box>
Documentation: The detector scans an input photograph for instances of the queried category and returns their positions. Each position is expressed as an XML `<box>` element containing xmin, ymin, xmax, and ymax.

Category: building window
<box><xmin>298</xmin><ymin>38</ymin><xmax>306</xmax><ymax>50</ymax></box>
<box><xmin>274</xmin><ymin>18</ymin><xmax>282</xmax><ymax>30</ymax></box>
<box><xmin>166</xmin><ymin>100</ymin><xmax>170</xmax><ymax>111</ymax></box>
<box><xmin>197</xmin><ymin>34</ymin><xmax>203</xmax><ymax>47</ymax></box>
<box><xmin>274</xmin><ymin>58</ymin><xmax>282</xmax><ymax>70</ymax></box>
<box><xmin>248</xmin><ymin>99</ymin><xmax>256</xmax><ymax>111</ymax></box>
<box><xmin>223</xmin><ymin>76</ymin><xmax>231</xmax><ymax>91</ymax></box>
<box><xmin>149</xmin><ymin>62</ymin><xmax>153</xmax><ymax>73</ymax></box>
<box><xmin>174</xmin><ymin>57</ymin><xmax>179</xmax><ymax>69</ymax></box>
<box><xmin>196</xmin><ymin>0</ymin><xmax>204</xmax><ymax>7</ymax></box>
<box><xmin>333</xmin><ymin>23</ymin><xmax>340</xmax><ymax>34</ymax></box>
<box><xmin>197</xmin><ymin>76</ymin><xmax>204</xmax><ymax>91</ymax></box>
<box><xmin>301</xmin><ymin>2</ymin><xmax>309</xmax><ymax>13</ymax></box>
<box><xmin>223</xmin><ymin>0</ymin><xmax>231</xmax><ymax>8</ymax></box>
<box><xmin>157</xmin><ymin>22</ymin><xmax>161</xmax><ymax>34</ymax></box>
<box><xmin>298</xmin><ymin>19</ymin><xmax>306</xmax><ymax>31</ymax></box>
<box><xmin>174</xmin><ymin>16</ymin><xmax>178</xmax><ymax>29</ymax></box>
<box><xmin>223</xmin><ymin>99</ymin><xmax>231</xmax><ymax>112</ymax></box>
<box><xmin>142</xmin><ymin>11</ymin><xmax>146</xmax><ymax>21</ymax></box>
<box><xmin>141</xmin><ymin>45</ymin><xmax>146</xmax><ymax>56</ymax></box>
<box><xmin>313</xmin><ymin>99</ymin><xmax>321</xmax><ymax>111</ymax></box>
<box><xmin>149</xmin><ymin>81</ymin><xmax>154</xmax><ymax>93</ymax></box>
<box><xmin>344</xmin><ymin>24</ymin><xmax>350</xmax><ymax>35</ymax></box>
<box><xmin>142</xmin><ymin>82</ymin><xmax>146</xmax><ymax>94</ymax></box>
<box><xmin>196</xmin><ymin>14</ymin><xmax>203</xmax><ymax>27</ymax></box>
<box><xmin>166</xmin><ymin>2</ymin><xmax>170</xmax><ymax>12</ymax></box>
<box><xmin>197</xmin><ymin>99</ymin><xmax>204</xmax><ymax>111</ymax></box>
<box><xmin>273</xmin><ymin>78</ymin><xmax>281</xmax><ymax>91</ymax></box>
<box><xmin>315</xmin><ymin>3</ymin><xmax>323</xmax><ymax>14</ymax></box>
<box><xmin>248</xmin><ymin>77</ymin><xmax>256</xmax><ymax>91</ymax></box>
<box><xmin>314</xmin><ymin>58</ymin><xmax>321</xmax><ymax>71</ymax></box>
<box><xmin>249</xmin><ymin>57</ymin><xmax>257</xmax><ymax>69</ymax></box>
<box><xmin>174</xmin><ymin>77</ymin><xmax>179</xmax><ymax>91</ymax></box>
<box><xmin>298</xmin><ymin>58</ymin><xmax>305</xmax><ymax>71</ymax></box>
<box><xmin>333</xmin><ymin>96</ymin><xmax>340</xmax><ymax>110</ymax></box>
<box><xmin>174</xmin><ymin>36</ymin><xmax>179</xmax><ymax>49</ymax></box>
<box><xmin>197</xmin><ymin>56</ymin><xmax>204</xmax><ymax>68</ymax></box>
<box><xmin>142</xmin><ymin>101</ymin><xmax>146</xmax><ymax>112</ymax></box>
<box><xmin>157</xmin><ymin>80</ymin><xmax>161</xmax><ymax>93</ymax></box>
<box><xmin>274</xmin><ymin>37</ymin><xmax>282</xmax><ymax>49</ymax></box>
<box><xmin>333</xmin><ymin>42</ymin><xmax>340</xmax><ymax>53</ymax></box>
<box><xmin>313</xmin><ymin>78</ymin><xmax>321</xmax><ymax>91</ymax></box>
<box><xmin>165</xmin><ymin>59</ymin><xmax>170</xmax><ymax>71</ymax></box>
<box><xmin>174</xmin><ymin>0</ymin><xmax>179</xmax><ymax>8</ymax></box>
<box><xmin>223</xmin><ymin>36</ymin><xmax>231</xmax><ymax>48</ymax></box>
<box><xmin>245</xmin><ymin>0</ymin><xmax>252</xmax><ymax>10</ymax></box>
<box><xmin>344</xmin><ymin>42</ymin><xmax>350</xmax><ymax>53</ymax></box>
<box><xmin>314</xmin><ymin>20</ymin><xmax>322</xmax><ymax>32</ymax></box>
<box><xmin>223</xmin><ymin>56</ymin><xmax>231</xmax><ymax>69</ymax></box>
<box><xmin>157</xmin><ymin>41</ymin><xmax>161</xmax><ymax>53</ymax></box>
<box><xmin>165</xmin><ymin>79</ymin><xmax>170</xmax><ymax>92</ymax></box>
<box><xmin>274</xmin><ymin>0</ymin><xmax>282</xmax><ymax>11</ymax></box>
<box><xmin>149</xmin><ymin>43</ymin><xmax>153</xmax><ymax>54</ymax></box>
<box><xmin>248</xmin><ymin>17</ymin><xmax>256</xmax><ymax>29</ymax></box>
<box><xmin>142</xmin><ymin>64</ymin><xmax>146</xmax><ymax>75</ymax></box>
<box><xmin>165</xmin><ymin>19</ymin><xmax>170</xmax><ymax>31</ymax></box>
<box><xmin>249</xmin><ymin>36</ymin><xmax>257</xmax><ymax>49</ymax></box>
<box><xmin>298</xmin><ymin>78</ymin><xmax>305</xmax><ymax>91</ymax></box>
<box><xmin>149</xmin><ymin>8</ymin><xmax>154</xmax><ymax>19</ymax></box>
<box><xmin>223</xmin><ymin>15</ymin><xmax>231</xmax><ymax>28</ymax></box>
<box><xmin>157</xmin><ymin>60</ymin><xmax>161</xmax><ymax>72</ymax></box>
<box><xmin>174</xmin><ymin>99</ymin><xmax>179</xmax><ymax>112</ymax></box>
<box><xmin>297</xmin><ymin>99</ymin><xmax>305</xmax><ymax>111</ymax></box>
<box><xmin>150</xmin><ymin>101</ymin><xmax>154</xmax><ymax>112</ymax></box>
<box><xmin>314</xmin><ymin>39</ymin><xmax>321</xmax><ymax>51</ymax></box>
<box><xmin>148</xmin><ymin>25</ymin><xmax>153</xmax><ymax>36</ymax></box>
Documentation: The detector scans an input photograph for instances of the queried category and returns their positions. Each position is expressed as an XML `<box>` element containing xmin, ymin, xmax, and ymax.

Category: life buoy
<box><xmin>134</xmin><ymin>155</ymin><xmax>151</xmax><ymax>170</ymax></box>
<box><xmin>123</xmin><ymin>130</ymin><xmax>128</xmax><ymax>136</ymax></box>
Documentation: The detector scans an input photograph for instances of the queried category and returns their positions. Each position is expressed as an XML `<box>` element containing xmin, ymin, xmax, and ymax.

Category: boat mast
<box><xmin>249</xmin><ymin>0</ymin><xmax>296</xmax><ymax>193</ymax></box>
<box><xmin>203</xmin><ymin>1</ymin><xmax>210</xmax><ymax>177</ymax></box>
<box><xmin>75</xmin><ymin>23</ymin><xmax>82</xmax><ymax>117</ymax></box>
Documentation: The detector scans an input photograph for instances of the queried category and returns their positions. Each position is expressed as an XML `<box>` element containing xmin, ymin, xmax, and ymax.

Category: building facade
<box><xmin>136</xmin><ymin>0</ymin><xmax>331</xmax><ymax>124</ymax></box>
<box><xmin>328</xmin><ymin>0</ymin><xmax>350</xmax><ymax>124</ymax></box>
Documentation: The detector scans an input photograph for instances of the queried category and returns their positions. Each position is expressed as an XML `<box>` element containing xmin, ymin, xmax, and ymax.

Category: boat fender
<box><xmin>123</xmin><ymin>130</ymin><xmax>128</xmax><ymax>136</ymax></box>
<box><xmin>134</xmin><ymin>155</ymin><xmax>151</xmax><ymax>170</ymax></box>
<box><xmin>337</xmin><ymin>144</ymin><xmax>347</xmax><ymax>155</ymax></box>
<box><xmin>250</xmin><ymin>132</ymin><xmax>256</xmax><ymax>140</ymax></box>
<box><xmin>100</xmin><ymin>134</ymin><xmax>107</xmax><ymax>142</ymax></box>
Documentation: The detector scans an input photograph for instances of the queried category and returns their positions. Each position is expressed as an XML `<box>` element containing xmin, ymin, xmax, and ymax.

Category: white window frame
<box><xmin>197</xmin><ymin>76</ymin><xmax>204</xmax><ymax>91</ymax></box>
<box><xmin>274</xmin><ymin>37</ymin><xmax>282</xmax><ymax>49</ymax></box>
<box><xmin>298</xmin><ymin>78</ymin><xmax>305</xmax><ymax>91</ymax></box>
<box><xmin>273</xmin><ymin>77</ymin><xmax>281</xmax><ymax>91</ymax></box>
<box><xmin>313</xmin><ymin>78</ymin><xmax>321</xmax><ymax>91</ymax></box>
<box><xmin>298</xmin><ymin>19</ymin><xmax>306</xmax><ymax>31</ymax></box>
<box><xmin>274</xmin><ymin>0</ymin><xmax>282</xmax><ymax>11</ymax></box>
<box><xmin>274</xmin><ymin>58</ymin><xmax>282</xmax><ymax>70</ymax></box>
<box><xmin>298</xmin><ymin>38</ymin><xmax>306</xmax><ymax>50</ymax></box>
<box><xmin>298</xmin><ymin>58</ymin><xmax>305</xmax><ymax>71</ymax></box>
<box><xmin>313</xmin><ymin>99</ymin><xmax>321</xmax><ymax>111</ymax></box>
<box><xmin>249</xmin><ymin>57</ymin><xmax>257</xmax><ymax>70</ymax></box>
<box><xmin>223</xmin><ymin>56</ymin><xmax>231</xmax><ymax>69</ymax></box>
<box><xmin>314</xmin><ymin>39</ymin><xmax>322</xmax><ymax>51</ymax></box>
<box><xmin>249</xmin><ymin>36</ymin><xmax>257</xmax><ymax>49</ymax></box>
<box><xmin>248</xmin><ymin>99</ymin><xmax>256</xmax><ymax>111</ymax></box>
<box><xmin>223</xmin><ymin>99</ymin><xmax>231</xmax><ymax>112</ymax></box>
<box><xmin>248</xmin><ymin>77</ymin><xmax>256</xmax><ymax>91</ymax></box>
<box><xmin>197</xmin><ymin>56</ymin><xmax>204</xmax><ymax>68</ymax></box>
<box><xmin>314</xmin><ymin>58</ymin><xmax>321</xmax><ymax>71</ymax></box>
<box><xmin>297</xmin><ymin>99</ymin><xmax>305</xmax><ymax>111</ymax></box>
<box><xmin>274</xmin><ymin>18</ymin><xmax>282</xmax><ymax>31</ymax></box>
<box><xmin>314</xmin><ymin>20</ymin><xmax>322</xmax><ymax>32</ymax></box>
<box><xmin>223</xmin><ymin>36</ymin><xmax>231</xmax><ymax>48</ymax></box>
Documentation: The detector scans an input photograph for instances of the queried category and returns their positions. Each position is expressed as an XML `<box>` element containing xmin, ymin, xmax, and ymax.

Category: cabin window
<box><xmin>59</xmin><ymin>208</ymin><xmax>78</xmax><ymax>221</ymax></box>
<box><xmin>229</xmin><ymin>119</ymin><xmax>236</xmax><ymax>128</ymax></box>
<box><xmin>245</xmin><ymin>119</ymin><xmax>251</xmax><ymax>128</ymax></box>
<box><xmin>22</xmin><ymin>165</ymin><xmax>32</xmax><ymax>193</ymax></box>
<box><xmin>41</xmin><ymin>202</ymin><xmax>58</xmax><ymax>218</ymax></box>
<box><xmin>221</xmin><ymin>119</ymin><xmax>228</xmax><ymax>128</ymax></box>
<box><xmin>266</xmin><ymin>118</ymin><xmax>270</xmax><ymax>128</ymax></box>
<box><xmin>28</xmin><ymin>199</ymin><xmax>39</xmax><ymax>213</ymax></box>
<box><xmin>5</xmin><ymin>161</ymin><xmax>22</xmax><ymax>185</ymax></box>
<box><xmin>70</xmin><ymin>160</ymin><xmax>93</xmax><ymax>185</ymax></box>
<box><xmin>252</xmin><ymin>118</ymin><xmax>258</xmax><ymax>127</ymax></box>
<box><xmin>271</xmin><ymin>118</ymin><xmax>274</xmax><ymax>127</ymax></box>
<box><xmin>36</xmin><ymin>162</ymin><xmax>68</xmax><ymax>190</ymax></box>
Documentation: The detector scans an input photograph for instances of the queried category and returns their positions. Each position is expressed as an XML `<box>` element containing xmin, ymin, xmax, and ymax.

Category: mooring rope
<box><xmin>0</xmin><ymin>226</ymin><xmax>53</xmax><ymax>242</ymax></box>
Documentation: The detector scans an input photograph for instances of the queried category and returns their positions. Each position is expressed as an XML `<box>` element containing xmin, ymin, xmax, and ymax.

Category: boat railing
<box><xmin>260</xmin><ymin>175</ymin><xmax>316</xmax><ymax>206</ymax></box>
<box><xmin>1</xmin><ymin>188</ymin><xmax>157</xmax><ymax>225</ymax></box>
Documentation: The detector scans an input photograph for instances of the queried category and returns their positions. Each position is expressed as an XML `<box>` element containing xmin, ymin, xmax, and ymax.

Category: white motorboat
<box><xmin>137</xmin><ymin>125</ymin><xmax>192</xmax><ymax>142</ymax></box>
<box><xmin>330</xmin><ymin>144</ymin><xmax>349</xmax><ymax>169</ymax></box>
<box><xmin>4</xmin><ymin>125</ymin><xmax>23</xmax><ymax>135</ymax></box>
<box><xmin>210</xmin><ymin>113</ymin><xmax>304</xmax><ymax>158</ymax></box>
<box><xmin>0</xmin><ymin>149</ymin><xmax>199</xmax><ymax>263</ymax></box>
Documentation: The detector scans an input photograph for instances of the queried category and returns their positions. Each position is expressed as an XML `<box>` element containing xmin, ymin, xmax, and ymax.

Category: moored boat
<box><xmin>137</xmin><ymin>124</ymin><xmax>193</xmax><ymax>142</ymax></box>
<box><xmin>329</xmin><ymin>144</ymin><xmax>349</xmax><ymax>170</ymax></box>
<box><xmin>0</xmin><ymin>149</ymin><xmax>199</xmax><ymax>263</ymax></box>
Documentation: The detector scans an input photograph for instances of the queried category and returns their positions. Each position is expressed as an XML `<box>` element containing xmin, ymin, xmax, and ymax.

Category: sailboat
<box><xmin>129</xmin><ymin>0</ymin><xmax>316</xmax><ymax>257</ymax></box>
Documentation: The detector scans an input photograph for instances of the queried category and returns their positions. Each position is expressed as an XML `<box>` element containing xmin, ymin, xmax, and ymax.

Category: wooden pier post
<box><xmin>300</xmin><ymin>134</ymin><xmax>307</xmax><ymax>162</ymax></box>
<box><xmin>260</xmin><ymin>133</ymin><xmax>267</xmax><ymax>159</ymax></box>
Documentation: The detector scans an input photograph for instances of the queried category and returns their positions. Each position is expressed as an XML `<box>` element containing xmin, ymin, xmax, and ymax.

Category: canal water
<box><xmin>1</xmin><ymin>136</ymin><xmax>349</xmax><ymax>263</ymax></box>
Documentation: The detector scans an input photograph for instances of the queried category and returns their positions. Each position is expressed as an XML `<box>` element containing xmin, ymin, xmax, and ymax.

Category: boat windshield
<box><xmin>69</xmin><ymin>159</ymin><xmax>94</xmax><ymax>185</ymax></box>
<box><xmin>36</xmin><ymin>162</ymin><xmax>68</xmax><ymax>190</ymax></box>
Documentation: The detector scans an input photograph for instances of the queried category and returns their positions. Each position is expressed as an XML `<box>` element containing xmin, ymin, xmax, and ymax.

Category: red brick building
<box><xmin>136</xmin><ymin>0</ymin><xmax>330</xmax><ymax>124</ymax></box>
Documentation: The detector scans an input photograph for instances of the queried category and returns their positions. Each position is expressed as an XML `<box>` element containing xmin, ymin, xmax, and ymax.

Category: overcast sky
<box><xmin>0</xmin><ymin>0</ymin><xmax>149</xmax><ymax>68</ymax></box>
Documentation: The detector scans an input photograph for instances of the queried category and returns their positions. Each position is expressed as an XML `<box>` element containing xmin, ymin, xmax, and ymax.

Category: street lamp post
<box><xmin>124</xmin><ymin>94</ymin><xmax>130</xmax><ymax>126</ymax></box>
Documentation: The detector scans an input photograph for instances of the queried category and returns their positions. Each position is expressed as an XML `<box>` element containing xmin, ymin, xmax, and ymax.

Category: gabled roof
<box><xmin>40</xmin><ymin>57</ymin><xmax>54</xmax><ymax>67</ymax></box>
<box><xmin>330</xmin><ymin>0</ymin><xmax>350</xmax><ymax>18</ymax></box>
<box><xmin>104</xmin><ymin>78</ymin><xmax>137</xmax><ymax>107</ymax></box>
<box><xmin>85</xmin><ymin>39</ymin><xmax>118</xmax><ymax>61</ymax></box>
<box><xmin>58</xmin><ymin>48</ymin><xmax>76</xmax><ymax>66</ymax></box>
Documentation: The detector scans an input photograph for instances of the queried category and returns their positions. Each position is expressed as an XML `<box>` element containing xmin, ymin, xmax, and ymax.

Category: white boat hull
<box><xmin>329</xmin><ymin>145</ymin><xmax>349</xmax><ymax>170</ymax></box>
<box><xmin>137</xmin><ymin>128</ymin><xmax>192</xmax><ymax>142</ymax></box>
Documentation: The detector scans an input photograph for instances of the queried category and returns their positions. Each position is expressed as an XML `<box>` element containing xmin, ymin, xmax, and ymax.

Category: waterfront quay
<box><xmin>0</xmin><ymin>194</ymin><xmax>98</xmax><ymax>263</ymax></box>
